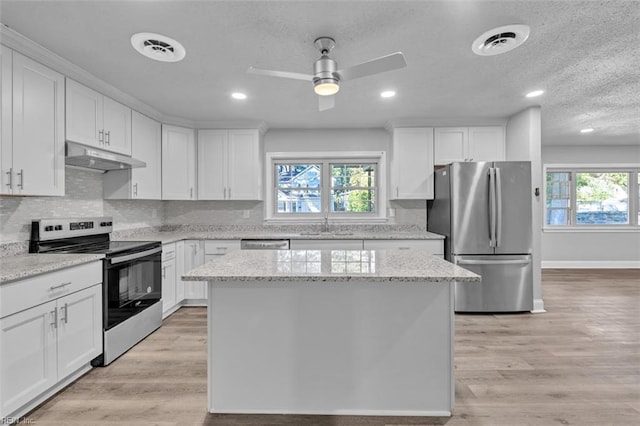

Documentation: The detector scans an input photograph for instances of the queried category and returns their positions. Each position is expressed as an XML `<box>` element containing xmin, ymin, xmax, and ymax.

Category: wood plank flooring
<box><xmin>19</xmin><ymin>269</ymin><xmax>640</xmax><ymax>425</ymax></box>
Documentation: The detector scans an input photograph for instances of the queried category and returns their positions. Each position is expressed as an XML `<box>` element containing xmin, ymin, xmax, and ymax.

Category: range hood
<box><xmin>65</xmin><ymin>142</ymin><xmax>146</xmax><ymax>171</ymax></box>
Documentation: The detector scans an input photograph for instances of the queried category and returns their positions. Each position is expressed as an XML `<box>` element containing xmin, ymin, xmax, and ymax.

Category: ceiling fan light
<box><xmin>314</xmin><ymin>79</ymin><xmax>340</xmax><ymax>96</ymax></box>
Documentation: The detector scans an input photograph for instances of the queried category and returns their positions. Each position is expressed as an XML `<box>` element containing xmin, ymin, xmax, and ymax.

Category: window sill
<box><xmin>543</xmin><ymin>226</ymin><xmax>640</xmax><ymax>233</ymax></box>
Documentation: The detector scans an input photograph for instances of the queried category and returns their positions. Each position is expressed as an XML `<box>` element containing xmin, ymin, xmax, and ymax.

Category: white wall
<box><xmin>541</xmin><ymin>145</ymin><xmax>640</xmax><ymax>268</ymax></box>
<box><xmin>506</xmin><ymin>106</ymin><xmax>543</xmax><ymax>312</ymax></box>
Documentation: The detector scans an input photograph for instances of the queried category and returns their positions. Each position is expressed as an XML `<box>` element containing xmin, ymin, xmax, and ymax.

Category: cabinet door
<box><xmin>197</xmin><ymin>129</ymin><xmax>226</xmax><ymax>200</ymax></box>
<box><xmin>1</xmin><ymin>46</ymin><xmax>12</xmax><ymax>195</ymax></box>
<box><xmin>56</xmin><ymin>285</ymin><xmax>102</xmax><ymax>379</ymax></box>
<box><xmin>434</xmin><ymin>127</ymin><xmax>468</xmax><ymax>165</ymax></box>
<box><xmin>183</xmin><ymin>240</ymin><xmax>207</xmax><ymax>300</ymax></box>
<box><xmin>227</xmin><ymin>129</ymin><xmax>262</xmax><ymax>200</ymax></box>
<box><xmin>391</xmin><ymin>127</ymin><xmax>434</xmax><ymax>199</ymax></box>
<box><xmin>65</xmin><ymin>79</ymin><xmax>102</xmax><ymax>148</ymax></box>
<box><xmin>131</xmin><ymin>111</ymin><xmax>162</xmax><ymax>199</ymax></box>
<box><xmin>0</xmin><ymin>301</ymin><xmax>57</xmax><ymax>417</ymax></box>
<box><xmin>175</xmin><ymin>241</ymin><xmax>185</xmax><ymax>303</ymax></box>
<box><xmin>102</xmin><ymin>96</ymin><xmax>131</xmax><ymax>155</ymax></box>
<box><xmin>162</xmin><ymin>259</ymin><xmax>177</xmax><ymax>316</ymax></box>
<box><xmin>468</xmin><ymin>126</ymin><xmax>505</xmax><ymax>162</ymax></box>
<box><xmin>12</xmin><ymin>52</ymin><xmax>65</xmax><ymax>196</ymax></box>
<box><xmin>162</xmin><ymin>125</ymin><xmax>196</xmax><ymax>200</ymax></box>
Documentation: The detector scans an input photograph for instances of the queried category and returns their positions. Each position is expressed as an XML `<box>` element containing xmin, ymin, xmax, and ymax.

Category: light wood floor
<box><xmin>20</xmin><ymin>269</ymin><xmax>639</xmax><ymax>425</ymax></box>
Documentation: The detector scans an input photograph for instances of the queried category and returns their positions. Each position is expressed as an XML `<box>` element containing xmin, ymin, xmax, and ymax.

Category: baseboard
<box><xmin>542</xmin><ymin>260</ymin><xmax>640</xmax><ymax>269</ymax></box>
<box><xmin>532</xmin><ymin>298</ymin><xmax>546</xmax><ymax>313</ymax></box>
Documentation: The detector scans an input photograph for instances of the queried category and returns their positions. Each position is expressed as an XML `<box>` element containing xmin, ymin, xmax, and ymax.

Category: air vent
<box><xmin>131</xmin><ymin>32</ymin><xmax>186</xmax><ymax>62</ymax></box>
<box><xmin>472</xmin><ymin>25</ymin><xmax>530</xmax><ymax>56</ymax></box>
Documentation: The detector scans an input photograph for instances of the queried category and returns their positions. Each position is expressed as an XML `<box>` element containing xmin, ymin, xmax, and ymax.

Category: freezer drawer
<box><xmin>453</xmin><ymin>254</ymin><xmax>533</xmax><ymax>312</ymax></box>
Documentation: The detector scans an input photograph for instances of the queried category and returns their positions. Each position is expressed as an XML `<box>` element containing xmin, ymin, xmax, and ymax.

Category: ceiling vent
<box><xmin>131</xmin><ymin>32</ymin><xmax>186</xmax><ymax>62</ymax></box>
<box><xmin>472</xmin><ymin>25</ymin><xmax>530</xmax><ymax>56</ymax></box>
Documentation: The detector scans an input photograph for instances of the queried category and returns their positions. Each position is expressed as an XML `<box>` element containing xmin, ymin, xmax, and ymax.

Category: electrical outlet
<box><xmin>243</xmin><ymin>210</ymin><xmax>250</xmax><ymax>219</ymax></box>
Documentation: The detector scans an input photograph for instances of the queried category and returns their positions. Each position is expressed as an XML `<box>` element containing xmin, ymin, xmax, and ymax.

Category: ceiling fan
<box><xmin>247</xmin><ymin>37</ymin><xmax>407</xmax><ymax>111</ymax></box>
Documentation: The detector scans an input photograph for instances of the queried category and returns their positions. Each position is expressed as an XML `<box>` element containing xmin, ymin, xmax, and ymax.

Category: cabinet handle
<box><xmin>105</xmin><ymin>130</ymin><xmax>111</xmax><ymax>145</ymax></box>
<box><xmin>61</xmin><ymin>303</ymin><xmax>68</xmax><ymax>324</ymax></box>
<box><xmin>99</xmin><ymin>129</ymin><xmax>104</xmax><ymax>144</ymax></box>
<box><xmin>50</xmin><ymin>281</ymin><xmax>71</xmax><ymax>291</ymax></box>
<box><xmin>17</xmin><ymin>169</ymin><xmax>24</xmax><ymax>189</ymax></box>
<box><xmin>133</xmin><ymin>183</ymin><xmax>138</xmax><ymax>197</ymax></box>
<box><xmin>223</xmin><ymin>188</ymin><xmax>227</xmax><ymax>199</ymax></box>
<box><xmin>50</xmin><ymin>309</ymin><xmax>58</xmax><ymax>328</ymax></box>
<box><xmin>190</xmin><ymin>187</ymin><xmax>193</xmax><ymax>199</ymax></box>
<box><xmin>5</xmin><ymin>168</ymin><xmax>13</xmax><ymax>189</ymax></box>
<box><xmin>162</xmin><ymin>266</ymin><xmax>166</xmax><ymax>279</ymax></box>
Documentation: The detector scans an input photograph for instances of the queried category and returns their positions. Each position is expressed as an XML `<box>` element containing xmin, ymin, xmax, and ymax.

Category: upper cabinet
<box><xmin>197</xmin><ymin>129</ymin><xmax>263</xmax><ymax>200</ymax></box>
<box><xmin>1</xmin><ymin>47</ymin><xmax>65</xmax><ymax>196</ymax></box>
<box><xmin>162</xmin><ymin>124</ymin><xmax>196</xmax><ymax>200</ymax></box>
<box><xmin>103</xmin><ymin>111</ymin><xmax>162</xmax><ymax>200</ymax></box>
<box><xmin>434</xmin><ymin>126</ymin><xmax>505</xmax><ymax>165</ymax></box>
<box><xmin>65</xmin><ymin>79</ymin><xmax>131</xmax><ymax>156</ymax></box>
<box><xmin>390</xmin><ymin>127</ymin><xmax>434</xmax><ymax>200</ymax></box>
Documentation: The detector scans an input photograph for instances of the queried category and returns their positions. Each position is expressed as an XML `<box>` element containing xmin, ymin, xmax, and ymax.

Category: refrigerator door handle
<box><xmin>457</xmin><ymin>259</ymin><xmax>531</xmax><ymax>266</ymax></box>
<box><xmin>488</xmin><ymin>167</ymin><xmax>497</xmax><ymax>247</ymax></box>
<box><xmin>495</xmin><ymin>166</ymin><xmax>503</xmax><ymax>248</ymax></box>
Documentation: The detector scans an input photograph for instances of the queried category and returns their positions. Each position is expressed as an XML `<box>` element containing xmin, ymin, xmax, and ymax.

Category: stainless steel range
<box><xmin>29</xmin><ymin>217</ymin><xmax>162</xmax><ymax>366</ymax></box>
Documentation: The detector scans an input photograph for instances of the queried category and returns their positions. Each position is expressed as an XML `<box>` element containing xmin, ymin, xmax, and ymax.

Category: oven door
<box><xmin>104</xmin><ymin>245</ymin><xmax>162</xmax><ymax>330</ymax></box>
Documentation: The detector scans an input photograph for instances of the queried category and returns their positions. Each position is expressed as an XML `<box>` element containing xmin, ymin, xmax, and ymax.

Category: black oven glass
<box><xmin>105</xmin><ymin>249</ymin><xmax>161</xmax><ymax>330</ymax></box>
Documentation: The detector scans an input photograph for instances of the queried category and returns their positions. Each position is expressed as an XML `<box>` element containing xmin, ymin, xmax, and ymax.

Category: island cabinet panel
<box><xmin>207</xmin><ymin>280</ymin><xmax>454</xmax><ymax>416</ymax></box>
<box><xmin>289</xmin><ymin>239</ymin><xmax>363</xmax><ymax>250</ymax></box>
<box><xmin>363</xmin><ymin>239</ymin><xmax>444</xmax><ymax>257</ymax></box>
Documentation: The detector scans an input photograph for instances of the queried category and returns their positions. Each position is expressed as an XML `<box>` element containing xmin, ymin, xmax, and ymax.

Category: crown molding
<box><xmin>385</xmin><ymin>117</ymin><xmax>509</xmax><ymax>131</ymax></box>
<box><xmin>194</xmin><ymin>120</ymin><xmax>269</xmax><ymax>134</ymax></box>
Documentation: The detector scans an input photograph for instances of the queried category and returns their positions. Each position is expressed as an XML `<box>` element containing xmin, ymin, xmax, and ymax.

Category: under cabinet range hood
<box><xmin>65</xmin><ymin>142</ymin><xmax>146</xmax><ymax>171</ymax></box>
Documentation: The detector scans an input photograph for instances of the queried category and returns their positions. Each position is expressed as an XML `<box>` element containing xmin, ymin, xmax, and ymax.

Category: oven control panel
<box><xmin>31</xmin><ymin>217</ymin><xmax>114</xmax><ymax>241</ymax></box>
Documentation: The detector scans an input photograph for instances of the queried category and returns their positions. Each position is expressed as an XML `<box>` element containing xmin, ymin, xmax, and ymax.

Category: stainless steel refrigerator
<box><xmin>428</xmin><ymin>161</ymin><xmax>533</xmax><ymax>312</ymax></box>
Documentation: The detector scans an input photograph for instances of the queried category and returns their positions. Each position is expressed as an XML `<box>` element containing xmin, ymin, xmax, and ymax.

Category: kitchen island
<box><xmin>183</xmin><ymin>249</ymin><xmax>479</xmax><ymax>417</ymax></box>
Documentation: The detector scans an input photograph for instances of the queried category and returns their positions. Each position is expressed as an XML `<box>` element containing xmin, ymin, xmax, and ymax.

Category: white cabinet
<box><xmin>162</xmin><ymin>125</ymin><xmax>196</xmax><ymax>200</ymax></box>
<box><xmin>434</xmin><ymin>126</ymin><xmax>504</xmax><ymax>165</ymax></box>
<box><xmin>363</xmin><ymin>239</ymin><xmax>444</xmax><ymax>258</ymax></box>
<box><xmin>197</xmin><ymin>129</ymin><xmax>263</xmax><ymax>200</ymax></box>
<box><xmin>1</xmin><ymin>47</ymin><xmax>65</xmax><ymax>196</ymax></box>
<box><xmin>65</xmin><ymin>79</ymin><xmax>131</xmax><ymax>155</ymax></box>
<box><xmin>183</xmin><ymin>240</ymin><xmax>206</xmax><ymax>301</ymax></box>
<box><xmin>289</xmin><ymin>239</ymin><xmax>364</xmax><ymax>250</ymax></box>
<box><xmin>0</xmin><ymin>262</ymin><xmax>102</xmax><ymax>419</ymax></box>
<box><xmin>161</xmin><ymin>243</ymin><xmax>178</xmax><ymax>318</ymax></box>
<box><xmin>103</xmin><ymin>111</ymin><xmax>162</xmax><ymax>199</ymax></box>
<box><xmin>390</xmin><ymin>127</ymin><xmax>434</xmax><ymax>200</ymax></box>
<box><xmin>175</xmin><ymin>241</ymin><xmax>185</xmax><ymax>303</ymax></box>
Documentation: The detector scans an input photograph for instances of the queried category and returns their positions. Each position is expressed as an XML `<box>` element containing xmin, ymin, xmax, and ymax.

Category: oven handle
<box><xmin>109</xmin><ymin>246</ymin><xmax>162</xmax><ymax>264</ymax></box>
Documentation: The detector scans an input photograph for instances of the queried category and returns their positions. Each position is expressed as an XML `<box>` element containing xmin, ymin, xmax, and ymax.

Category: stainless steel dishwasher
<box><xmin>240</xmin><ymin>239</ymin><xmax>290</xmax><ymax>250</ymax></box>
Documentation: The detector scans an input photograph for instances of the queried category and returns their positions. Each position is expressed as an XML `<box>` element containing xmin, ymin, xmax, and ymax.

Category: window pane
<box><xmin>546</xmin><ymin>172</ymin><xmax>571</xmax><ymax>225</ymax></box>
<box><xmin>277</xmin><ymin>189</ymin><xmax>321</xmax><ymax>213</ymax></box>
<box><xmin>331</xmin><ymin>164</ymin><xmax>376</xmax><ymax>188</ymax></box>
<box><xmin>276</xmin><ymin>164</ymin><xmax>321</xmax><ymax>188</ymax></box>
<box><xmin>331</xmin><ymin>189</ymin><xmax>376</xmax><ymax>213</ymax></box>
<box><xmin>576</xmin><ymin>172</ymin><xmax>628</xmax><ymax>224</ymax></box>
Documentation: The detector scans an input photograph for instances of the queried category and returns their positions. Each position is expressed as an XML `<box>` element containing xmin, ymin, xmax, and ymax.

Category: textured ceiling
<box><xmin>1</xmin><ymin>0</ymin><xmax>638</xmax><ymax>146</ymax></box>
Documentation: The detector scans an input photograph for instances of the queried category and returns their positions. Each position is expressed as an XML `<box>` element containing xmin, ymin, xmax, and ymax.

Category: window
<box><xmin>545</xmin><ymin>166</ymin><xmax>639</xmax><ymax>227</ymax></box>
<box><xmin>267</xmin><ymin>152</ymin><xmax>386</xmax><ymax>221</ymax></box>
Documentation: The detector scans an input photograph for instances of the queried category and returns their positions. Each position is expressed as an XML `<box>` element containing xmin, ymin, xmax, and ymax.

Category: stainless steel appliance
<box><xmin>241</xmin><ymin>239</ymin><xmax>290</xmax><ymax>250</ymax></box>
<box><xmin>428</xmin><ymin>161</ymin><xmax>533</xmax><ymax>312</ymax></box>
<box><xmin>29</xmin><ymin>217</ymin><xmax>162</xmax><ymax>365</ymax></box>
<box><xmin>65</xmin><ymin>141</ymin><xmax>146</xmax><ymax>171</ymax></box>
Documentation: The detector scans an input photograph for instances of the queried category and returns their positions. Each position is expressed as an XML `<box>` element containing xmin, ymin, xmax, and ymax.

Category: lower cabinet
<box><xmin>363</xmin><ymin>239</ymin><xmax>444</xmax><ymax>257</ymax></box>
<box><xmin>183</xmin><ymin>240</ymin><xmax>206</xmax><ymax>302</ymax></box>
<box><xmin>0</xmin><ymin>263</ymin><xmax>102</xmax><ymax>419</ymax></box>
<box><xmin>161</xmin><ymin>243</ymin><xmax>177</xmax><ymax>318</ymax></box>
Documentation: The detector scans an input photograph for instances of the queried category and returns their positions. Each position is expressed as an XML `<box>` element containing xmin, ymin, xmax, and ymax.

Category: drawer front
<box><xmin>204</xmin><ymin>240</ymin><xmax>241</xmax><ymax>255</ymax></box>
<box><xmin>0</xmin><ymin>261</ymin><xmax>102</xmax><ymax>319</ymax></box>
<box><xmin>363</xmin><ymin>239</ymin><xmax>444</xmax><ymax>255</ymax></box>
<box><xmin>162</xmin><ymin>243</ymin><xmax>176</xmax><ymax>260</ymax></box>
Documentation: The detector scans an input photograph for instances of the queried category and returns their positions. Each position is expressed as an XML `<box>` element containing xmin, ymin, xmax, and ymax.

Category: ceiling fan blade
<box><xmin>318</xmin><ymin>95</ymin><xmax>335</xmax><ymax>111</ymax></box>
<box><xmin>247</xmin><ymin>66</ymin><xmax>313</xmax><ymax>81</ymax></box>
<box><xmin>336</xmin><ymin>52</ymin><xmax>407</xmax><ymax>81</ymax></box>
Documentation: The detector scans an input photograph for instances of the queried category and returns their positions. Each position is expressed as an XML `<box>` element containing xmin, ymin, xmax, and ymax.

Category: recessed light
<box><xmin>131</xmin><ymin>32</ymin><xmax>186</xmax><ymax>62</ymax></box>
<box><xmin>525</xmin><ymin>90</ymin><xmax>544</xmax><ymax>98</ymax></box>
<box><xmin>380</xmin><ymin>90</ymin><xmax>396</xmax><ymax>98</ymax></box>
<box><xmin>580</xmin><ymin>128</ymin><xmax>594</xmax><ymax>133</ymax></box>
<box><xmin>231</xmin><ymin>92</ymin><xmax>247</xmax><ymax>100</ymax></box>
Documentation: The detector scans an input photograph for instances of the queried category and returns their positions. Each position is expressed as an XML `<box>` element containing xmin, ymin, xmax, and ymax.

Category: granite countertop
<box><xmin>183</xmin><ymin>249</ymin><xmax>479</xmax><ymax>283</ymax></box>
<box><xmin>115</xmin><ymin>230</ymin><xmax>445</xmax><ymax>245</ymax></box>
<box><xmin>0</xmin><ymin>253</ymin><xmax>104</xmax><ymax>284</ymax></box>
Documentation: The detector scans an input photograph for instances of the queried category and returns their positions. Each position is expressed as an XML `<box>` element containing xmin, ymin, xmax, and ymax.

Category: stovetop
<box><xmin>34</xmin><ymin>238</ymin><xmax>159</xmax><ymax>256</ymax></box>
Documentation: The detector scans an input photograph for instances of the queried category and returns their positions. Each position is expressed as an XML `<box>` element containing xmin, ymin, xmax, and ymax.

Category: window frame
<box><xmin>266</xmin><ymin>151</ymin><xmax>388</xmax><ymax>222</ymax></box>
<box><xmin>543</xmin><ymin>163</ymin><xmax>640</xmax><ymax>230</ymax></box>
